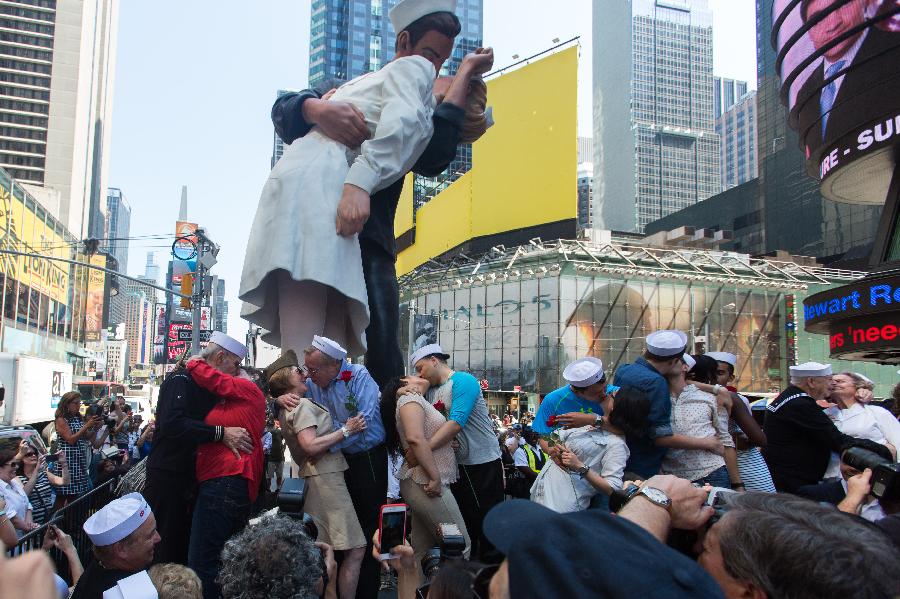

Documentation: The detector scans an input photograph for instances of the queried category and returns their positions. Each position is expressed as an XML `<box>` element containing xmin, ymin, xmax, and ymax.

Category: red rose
<box><xmin>339</xmin><ymin>370</ymin><xmax>353</xmax><ymax>383</ymax></box>
<box><xmin>433</xmin><ymin>400</ymin><xmax>446</xmax><ymax>413</ymax></box>
<box><xmin>547</xmin><ymin>415</ymin><xmax>558</xmax><ymax>426</ymax></box>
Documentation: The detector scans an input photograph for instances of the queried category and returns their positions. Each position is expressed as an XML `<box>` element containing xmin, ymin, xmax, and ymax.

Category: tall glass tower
<box><xmin>593</xmin><ymin>0</ymin><xmax>720</xmax><ymax>233</ymax></box>
<box><xmin>307</xmin><ymin>0</ymin><xmax>483</xmax><ymax>206</ymax></box>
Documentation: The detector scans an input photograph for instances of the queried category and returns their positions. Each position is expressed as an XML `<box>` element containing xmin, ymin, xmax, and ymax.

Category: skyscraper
<box><xmin>713</xmin><ymin>77</ymin><xmax>749</xmax><ymax>118</ymax></box>
<box><xmin>0</xmin><ymin>0</ymin><xmax>119</xmax><ymax>239</ymax></box>
<box><xmin>212</xmin><ymin>276</ymin><xmax>228</xmax><ymax>334</ymax></box>
<box><xmin>593</xmin><ymin>0</ymin><xmax>720</xmax><ymax>233</ymax></box>
<box><xmin>307</xmin><ymin>0</ymin><xmax>483</xmax><ymax>205</ymax></box>
<box><xmin>271</xmin><ymin>89</ymin><xmax>292</xmax><ymax>168</ymax></box>
<box><xmin>717</xmin><ymin>90</ymin><xmax>757</xmax><ymax>191</ymax></box>
<box><xmin>105</xmin><ymin>188</ymin><xmax>131</xmax><ymax>272</ymax></box>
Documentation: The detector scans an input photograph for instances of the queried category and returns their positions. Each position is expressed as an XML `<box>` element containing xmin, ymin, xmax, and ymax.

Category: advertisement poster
<box><xmin>172</xmin><ymin>221</ymin><xmax>198</xmax><ymax>285</ymax></box>
<box><xmin>84</xmin><ymin>254</ymin><xmax>106</xmax><ymax>342</ymax></box>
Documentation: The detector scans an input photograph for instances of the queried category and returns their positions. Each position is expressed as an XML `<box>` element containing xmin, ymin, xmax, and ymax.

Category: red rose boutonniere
<box><xmin>433</xmin><ymin>400</ymin><xmax>447</xmax><ymax>417</ymax></box>
<box><xmin>340</xmin><ymin>370</ymin><xmax>358</xmax><ymax>415</ymax></box>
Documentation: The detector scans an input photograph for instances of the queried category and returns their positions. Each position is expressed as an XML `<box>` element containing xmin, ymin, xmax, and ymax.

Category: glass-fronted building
<box><xmin>398</xmin><ymin>239</ymin><xmax>898</xmax><ymax>404</ymax></box>
<box><xmin>0</xmin><ymin>167</ymin><xmax>92</xmax><ymax>365</ymax></box>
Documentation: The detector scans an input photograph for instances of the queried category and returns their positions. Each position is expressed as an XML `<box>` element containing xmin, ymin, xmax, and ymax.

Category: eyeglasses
<box><xmin>294</xmin><ymin>365</ymin><xmax>309</xmax><ymax>377</ymax></box>
<box><xmin>306</xmin><ymin>366</ymin><xmax>320</xmax><ymax>377</ymax></box>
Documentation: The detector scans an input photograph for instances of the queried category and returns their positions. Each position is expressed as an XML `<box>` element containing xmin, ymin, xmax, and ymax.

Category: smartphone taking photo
<box><xmin>378</xmin><ymin>503</ymin><xmax>408</xmax><ymax>560</ymax></box>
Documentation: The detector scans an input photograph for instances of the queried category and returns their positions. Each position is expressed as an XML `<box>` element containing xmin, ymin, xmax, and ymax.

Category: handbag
<box><xmin>115</xmin><ymin>456</ymin><xmax>147</xmax><ymax>497</ymax></box>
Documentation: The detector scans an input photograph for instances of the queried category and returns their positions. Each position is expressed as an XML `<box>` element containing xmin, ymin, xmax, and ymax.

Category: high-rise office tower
<box><xmin>0</xmin><ymin>0</ymin><xmax>119</xmax><ymax>239</ymax></box>
<box><xmin>713</xmin><ymin>77</ymin><xmax>749</xmax><ymax>118</ymax></box>
<box><xmin>271</xmin><ymin>89</ymin><xmax>292</xmax><ymax>168</ymax></box>
<box><xmin>105</xmin><ymin>187</ymin><xmax>130</xmax><ymax>271</ymax></box>
<box><xmin>212</xmin><ymin>277</ymin><xmax>227</xmax><ymax>334</ymax></box>
<box><xmin>593</xmin><ymin>0</ymin><xmax>720</xmax><ymax>233</ymax></box>
<box><xmin>307</xmin><ymin>0</ymin><xmax>483</xmax><ymax>206</ymax></box>
<box><xmin>717</xmin><ymin>91</ymin><xmax>757</xmax><ymax>191</ymax></box>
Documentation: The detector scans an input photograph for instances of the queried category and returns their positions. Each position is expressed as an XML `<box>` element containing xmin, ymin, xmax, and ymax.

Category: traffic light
<box><xmin>180</xmin><ymin>274</ymin><xmax>193</xmax><ymax>309</ymax></box>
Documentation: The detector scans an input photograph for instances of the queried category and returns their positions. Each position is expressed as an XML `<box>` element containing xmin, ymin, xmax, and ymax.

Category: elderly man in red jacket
<box><xmin>184</xmin><ymin>354</ymin><xmax>266</xmax><ymax>599</ymax></box>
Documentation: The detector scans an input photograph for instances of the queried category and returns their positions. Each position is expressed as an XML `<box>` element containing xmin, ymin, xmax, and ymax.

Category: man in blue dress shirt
<box><xmin>303</xmin><ymin>335</ymin><xmax>386</xmax><ymax>599</ymax></box>
<box><xmin>614</xmin><ymin>330</ymin><xmax>722</xmax><ymax>479</ymax></box>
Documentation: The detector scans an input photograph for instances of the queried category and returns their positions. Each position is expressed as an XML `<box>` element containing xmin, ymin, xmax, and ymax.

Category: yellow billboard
<box><xmin>396</xmin><ymin>45</ymin><xmax>578</xmax><ymax>275</ymax></box>
<box><xmin>0</xmin><ymin>184</ymin><xmax>70</xmax><ymax>305</ymax></box>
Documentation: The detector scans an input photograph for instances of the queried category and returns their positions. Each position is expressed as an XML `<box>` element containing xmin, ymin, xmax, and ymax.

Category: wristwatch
<box><xmin>594</xmin><ymin>413</ymin><xmax>604</xmax><ymax>428</ymax></box>
<box><xmin>577</xmin><ymin>465</ymin><xmax>590</xmax><ymax>478</ymax></box>
<box><xmin>340</xmin><ymin>426</ymin><xmax>350</xmax><ymax>439</ymax></box>
<box><xmin>633</xmin><ymin>486</ymin><xmax>672</xmax><ymax>510</ymax></box>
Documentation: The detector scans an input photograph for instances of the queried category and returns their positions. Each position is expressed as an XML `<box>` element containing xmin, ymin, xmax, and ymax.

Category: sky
<box><xmin>108</xmin><ymin>0</ymin><xmax>758</xmax><ymax>338</ymax></box>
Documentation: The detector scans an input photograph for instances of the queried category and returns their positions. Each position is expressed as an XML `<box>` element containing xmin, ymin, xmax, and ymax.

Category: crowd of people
<box><xmin>5</xmin><ymin>319</ymin><xmax>900</xmax><ymax>599</ymax></box>
<box><xmin>5</xmin><ymin>0</ymin><xmax>900</xmax><ymax>596</ymax></box>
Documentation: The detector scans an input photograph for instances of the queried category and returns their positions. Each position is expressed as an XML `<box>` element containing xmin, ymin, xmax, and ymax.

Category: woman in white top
<box><xmin>662</xmin><ymin>355</ymin><xmax>735</xmax><ymax>487</ymax></box>
<box><xmin>380</xmin><ymin>376</ymin><xmax>470</xmax><ymax>571</ymax></box>
<box><xmin>0</xmin><ymin>446</ymin><xmax>36</xmax><ymax>538</ymax></box>
<box><xmin>530</xmin><ymin>387</ymin><xmax>650</xmax><ymax>513</ymax></box>
<box><xmin>823</xmin><ymin>372</ymin><xmax>900</xmax><ymax>478</ymax></box>
<box><xmin>239</xmin><ymin>16</ymin><xmax>493</xmax><ymax>356</ymax></box>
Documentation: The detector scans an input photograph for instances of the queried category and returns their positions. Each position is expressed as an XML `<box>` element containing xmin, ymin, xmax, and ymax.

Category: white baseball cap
<box><xmin>646</xmin><ymin>330</ymin><xmax>688</xmax><ymax>357</ymax></box>
<box><xmin>410</xmin><ymin>343</ymin><xmax>450</xmax><ymax>370</ymax></box>
<box><xmin>312</xmin><ymin>335</ymin><xmax>347</xmax><ymax>361</ymax></box>
<box><xmin>706</xmin><ymin>351</ymin><xmax>736</xmax><ymax>367</ymax></box>
<box><xmin>389</xmin><ymin>0</ymin><xmax>457</xmax><ymax>32</ymax></box>
<box><xmin>208</xmin><ymin>331</ymin><xmax>247</xmax><ymax>360</ymax></box>
<box><xmin>83</xmin><ymin>493</ymin><xmax>152</xmax><ymax>547</ymax></box>
<box><xmin>789</xmin><ymin>362</ymin><xmax>832</xmax><ymax>377</ymax></box>
<box><xmin>562</xmin><ymin>358</ymin><xmax>605</xmax><ymax>387</ymax></box>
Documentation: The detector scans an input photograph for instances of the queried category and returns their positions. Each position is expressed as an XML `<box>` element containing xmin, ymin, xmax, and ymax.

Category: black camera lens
<box><xmin>421</xmin><ymin>547</ymin><xmax>442</xmax><ymax>580</ymax></box>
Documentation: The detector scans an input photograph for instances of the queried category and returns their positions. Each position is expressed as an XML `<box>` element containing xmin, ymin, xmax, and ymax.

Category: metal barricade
<box><xmin>7</xmin><ymin>478</ymin><xmax>116</xmax><ymax>584</ymax></box>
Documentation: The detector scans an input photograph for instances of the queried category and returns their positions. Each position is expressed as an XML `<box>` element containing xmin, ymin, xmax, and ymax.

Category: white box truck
<box><xmin>0</xmin><ymin>353</ymin><xmax>73</xmax><ymax>427</ymax></box>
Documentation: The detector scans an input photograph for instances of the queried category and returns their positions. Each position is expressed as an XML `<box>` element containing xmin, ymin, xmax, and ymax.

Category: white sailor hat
<box><xmin>389</xmin><ymin>0</ymin><xmax>457</xmax><ymax>33</ymax></box>
<box><xmin>102</xmin><ymin>570</ymin><xmax>158</xmax><ymax>599</ymax></box>
<box><xmin>410</xmin><ymin>343</ymin><xmax>450</xmax><ymax>369</ymax></box>
<box><xmin>706</xmin><ymin>351</ymin><xmax>736</xmax><ymax>367</ymax></box>
<box><xmin>563</xmin><ymin>358</ymin><xmax>605</xmax><ymax>387</ymax></box>
<box><xmin>646</xmin><ymin>330</ymin><xmax>688</xmax><ymax>357</ymax></box>
<box><xmin>789</xmin><ymin>362</ymin><xmax>832</xmax><ymax>378</ymax></box>
<box><xmin>682</xmin><ymin>354</ymin><xmax>696</xmax><ymax>370</ymax></box>
<box><xmin>208</xmin><ymin>331</ymin><xmax>247</xmax><ymax>360</ymax></box>
<box><xmin>83</xmin><ymin>492</ymin><xmax>152</xmax><ymax>547</ymax></box>
<box><xmin>312</xmin><ymin>335</ymin><xmax>347</xmax><ymax>362</ymax></box>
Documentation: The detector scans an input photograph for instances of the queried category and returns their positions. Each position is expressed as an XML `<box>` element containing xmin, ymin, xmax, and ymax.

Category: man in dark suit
<box><xmin>795</xmin><ymin>0</ymin><xmax>900</xmax><ymax>156</ymax></box>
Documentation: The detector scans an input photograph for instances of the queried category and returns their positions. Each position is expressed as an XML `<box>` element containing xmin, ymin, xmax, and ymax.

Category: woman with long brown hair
<box><xmin>52</xmin><ymin>391</ymin><xmax>105</xmax><ymax>508</ymax></box>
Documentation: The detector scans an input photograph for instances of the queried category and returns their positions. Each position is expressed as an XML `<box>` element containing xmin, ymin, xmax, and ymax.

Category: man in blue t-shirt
<box><xmin>410</xmin><ymin>343</ymin><xmax>504</xmax><ymax>562</ymax></box>
<box><xmin>532</xmin><ymin>357</ymin><xmax>618</xmax><ymax>443</ymax></box>
<box><xmin>614</xmin><ymin>330</ymin><xmax>722</xmax><ymax>479</ymax></box>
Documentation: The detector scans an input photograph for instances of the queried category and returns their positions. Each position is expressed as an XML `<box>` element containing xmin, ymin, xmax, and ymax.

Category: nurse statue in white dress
<box><xmin>239</xmin><ymin>0</ymin><xmax>491</xmax><ymax>358</ymax></box>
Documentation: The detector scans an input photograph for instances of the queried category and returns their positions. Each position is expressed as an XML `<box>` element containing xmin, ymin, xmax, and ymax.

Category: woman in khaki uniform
<box><xmin>265</xmin><ymin>350</ymin><xmax>367</xmax><ymax>599</ymax></box>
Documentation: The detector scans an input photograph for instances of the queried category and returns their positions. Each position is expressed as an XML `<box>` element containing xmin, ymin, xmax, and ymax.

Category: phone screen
<box><xmin>380</xmin><ymin>509</ymin><xmax>406</xmax><ymax>554</ymax></box>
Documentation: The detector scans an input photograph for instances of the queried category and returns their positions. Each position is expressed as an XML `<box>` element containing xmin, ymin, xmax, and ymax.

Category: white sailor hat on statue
<box><xmin>312</xmin><ymin>335</ymin><xmax>347</xmax><ymax>362</ymax></box>
<box><xmin>682</xmin><ymin>354</ymin><xmax>696</xmax><ymax>370</ymax></box>
<box><xmin>706</xmin><ymin>351</ymin><xmax>736</xmax><ymax>366</ymax></box>
<box><xmin>83</xmin><ymin>492</ymin><xmax>152</xmax><ymax>547</ymax></box>
<box><xmin>563</xmin><ymin>358</ymin><xmax>605</xmax><ymax>387</ymax></box>
<box><xmin>410</xmin><ymin>343</ymin><xmax>450</xmax><ymax>369</ymax></box>
<box><xmin>646</xmin><ymin>330</ymin><xmax>688</xmax><ymax>357</ymax></box>
<box><xmin>209</xmin><ymin>331</ymin><xmax>247</xmax><ymax>360</ymax></box>
<box><xmin>102</xmin><ymin>571</ymin><xmax>158</xmax><ymax>599</ymax></box>
<box><xmin>789</xmin><ymin>362</ymin><xmax>832</xmax><ymax>377</ymax></box>
<box><xmin>390</xmin><ymin>0</ymin><xmax>457</xmax><ymax>33</ymax></box>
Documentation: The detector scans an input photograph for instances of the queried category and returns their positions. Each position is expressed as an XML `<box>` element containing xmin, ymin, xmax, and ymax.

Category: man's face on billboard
<box><xmin>805</xmin><ymin>0</ymin><xmax>867</xmax><ymax>61</ymax></box>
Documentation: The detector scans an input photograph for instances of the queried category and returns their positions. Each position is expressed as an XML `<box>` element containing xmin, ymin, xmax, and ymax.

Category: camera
<box><xmin>275</xmin><ymin>477</ymin><xmax>318</xmax><ymax>539</ymax></box>
<box><xmin>842</xmin><ymin>447</ymin><xmax>900</xmax><ymax>501</ymax></box>
<box><xmin>85</xmin><ymin>402</ymin><xmax>104</xmax><ymax>418</ymax></box>
<box><xmin>420</xmin><ymin>523</ymin><xmax>467</xmax><ymax>582</ymax></box>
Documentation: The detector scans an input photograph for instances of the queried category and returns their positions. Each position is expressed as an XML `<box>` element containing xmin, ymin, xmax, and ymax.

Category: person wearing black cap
<box><xmin>482</xmin><ymin>475</ymin><xmax>724</xmax><ymax>599</ymax></box>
